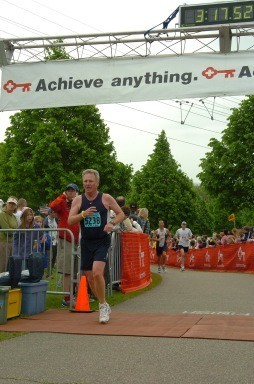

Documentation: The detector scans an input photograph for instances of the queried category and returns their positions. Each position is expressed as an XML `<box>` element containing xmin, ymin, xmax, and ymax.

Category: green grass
<box><xmin>45</xmin><ymin>271</ymin><xmax>162</xmax><ymax>310</ymax></box>
<box><xmin>102</xmin><ymin>272</ymin><xmax>162</xmax><ymax>309</ymax></box>
<box><xmin>0</xmin><ymin>272</ymin><xmax>162</xmax><ymax>342</ymax></box>
<box><xmin>0</xmin><ymin>331</ymin><xmax>26</xmax><ymax>342</ymax></box>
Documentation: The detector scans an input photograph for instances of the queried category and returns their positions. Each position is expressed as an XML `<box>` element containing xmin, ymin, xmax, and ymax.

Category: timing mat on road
<box><xmin>1</xmin><ymin>310</ymin><xmax>254</xmax><ymax>341</ymax></box>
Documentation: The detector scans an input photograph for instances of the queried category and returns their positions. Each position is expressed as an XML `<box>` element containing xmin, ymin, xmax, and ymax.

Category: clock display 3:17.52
<box><xmin>179</xmin><ymin>1</ymin><xmax>254</xmax><ymax>27</ymax></box>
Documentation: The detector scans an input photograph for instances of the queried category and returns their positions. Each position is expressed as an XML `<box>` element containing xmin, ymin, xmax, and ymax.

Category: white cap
<box><xmin>6</xmin><ymin>197</ymin><xmax>18</xmax><ymax>205</ymax></box>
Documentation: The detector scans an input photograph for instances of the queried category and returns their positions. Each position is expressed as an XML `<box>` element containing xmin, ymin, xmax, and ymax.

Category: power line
<box><xmin>198</xmin><ymin>97</ymin><xmax>240</xmax><ymax>112</ymax></box>
<box><xmin>158</xmin><ymin>100</ymin><xmax>228</xmax><ymax>122</ymax></box>
<box><xmin>105</xmin><ymin>119</ymin><xmax>210</xmax><ymax>149</ymax></box>
<box><xmin>220</xmin><ymin>96</ymin><xmax>244</xmax><ymax>104</ymax></box>
<box><xmin>117</xmin><ymin>103</ymin><xmax>222</xmax><ymax>135</ymax></box>
<box><xmin>0</xmin><ymin>15</ymin><xmax>47</xmax><ymax>36</ymax></box>
<box><xmin>2</xmin><ymin>0</ymin><xmax>80</xmax><ymax>35</ymax></box>
<box><xmin>30</xmin><ymin>0</ymin><xmax>103</xmax><ymax>33</ymax></box>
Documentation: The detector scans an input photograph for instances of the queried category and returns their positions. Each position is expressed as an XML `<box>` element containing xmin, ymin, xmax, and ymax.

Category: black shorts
<box><xmin>81</xmin><ymin>234</ymin><xmax>111</xmax><ymax>271</ymax></box>
<box><xmin>178</xmin><ymin>245</ymin><xmax>189</xmax><ymax>253</ymax></box>
<box><xmin>156</xmin><ymin>243</ymin><xmax>167</xmax><ymax>256</ymax></box>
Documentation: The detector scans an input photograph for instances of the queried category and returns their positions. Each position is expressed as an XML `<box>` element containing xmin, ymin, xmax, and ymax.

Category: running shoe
<box><xmin>162</xmin><ymin>266</ymin><xmax>166</xmax><ymax>273</ymax></box>
<box><xmin>99</xmin><ymin>302</ymin><xmax>111</xmax><ymax>324</ymax></box>
<box><xmin>158</xmin><ymin>267</ymin><xmax>161</xmax><ymax>273</ymax></box>
<box><xmin>180</xmin><ymin>266</ymin><xmax>185</xmax><ymax>272</ymax></box>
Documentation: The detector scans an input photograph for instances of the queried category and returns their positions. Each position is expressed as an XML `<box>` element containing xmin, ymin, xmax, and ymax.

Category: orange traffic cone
<box><xmin>70</xmin><ymin>275</ymin><xmax>94</xmax><ymax>313</ymax></box>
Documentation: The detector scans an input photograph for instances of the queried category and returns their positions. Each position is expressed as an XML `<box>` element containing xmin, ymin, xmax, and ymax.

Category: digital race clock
<box><xmin>179</xmin><ymin>1</ymin><xmax>254</xmax><ymax>27</ymax></box>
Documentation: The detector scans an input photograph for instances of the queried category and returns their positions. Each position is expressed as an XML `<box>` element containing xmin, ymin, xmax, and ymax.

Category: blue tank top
<box><xmin>80</xmin><ymin>192</ymin><xmax>109</xmax><ymax>239</ymax></box>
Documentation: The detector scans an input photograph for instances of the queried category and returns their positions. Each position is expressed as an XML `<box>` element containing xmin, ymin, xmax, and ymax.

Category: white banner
<box><xmin>1</xmin><ymin>51</ymin><xmax>254</xmax><ymax>111</ymax></box>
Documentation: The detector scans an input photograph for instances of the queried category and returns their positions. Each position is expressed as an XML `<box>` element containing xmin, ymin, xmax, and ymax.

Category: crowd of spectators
<box><xmin>159</xmin><ymin>226</ymin><xmax>254</xmax><ymax>251</ymax></box>
<box><xmin>1</xmin><ymin>194</ymin><xmax>253</xmax><ymax>268</ymax></box>
<box><xmin>0</xmin><ymin>196</ymin><xmax>59</xmax><ymax>274</ymax></box>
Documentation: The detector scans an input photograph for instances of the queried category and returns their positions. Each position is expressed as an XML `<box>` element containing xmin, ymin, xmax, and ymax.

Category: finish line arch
<box><xmin>1</xmin><ymin>23</ymin><xmax>254</xmax><ymax>111</ymax></box>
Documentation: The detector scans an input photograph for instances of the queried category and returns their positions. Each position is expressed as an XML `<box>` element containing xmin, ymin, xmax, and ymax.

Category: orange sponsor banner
<box><xmin>150</xmin><ymin>243</ymin><xmax>254</xmax><ymax>273</ymax></box>
<box><xmin>121</xmin><ymin>232</ymin><xmax>152</xmax><ymax>294</ymax></box>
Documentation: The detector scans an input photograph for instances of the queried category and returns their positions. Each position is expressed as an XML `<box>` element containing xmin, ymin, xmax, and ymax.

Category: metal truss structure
<box><xmin>0</xmin><ymin>22</ymin><xmax>254</xmax><ymax>66</ymax></box>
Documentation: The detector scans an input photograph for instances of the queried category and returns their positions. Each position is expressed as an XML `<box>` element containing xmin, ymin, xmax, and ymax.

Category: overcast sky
<box><xmin>0</xmin><ymin>0</ymin><xmax>244</xmax><ymax>183</ymax></box>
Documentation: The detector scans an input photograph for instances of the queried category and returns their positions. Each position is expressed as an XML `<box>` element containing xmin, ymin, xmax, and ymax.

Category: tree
<box><xmin>198</xmin><ymin>95</ymin><xmax>254</xmax><ymax>217</ymax></box>
<box><xmin>0</xmin><ymin>106</ymin><xmax>132</xmax><ymax>208</ymax></box>
<box><xmin>128</xmin><ymin>130</ymin><xmax>212</xmax><ymax>234</ymax></box>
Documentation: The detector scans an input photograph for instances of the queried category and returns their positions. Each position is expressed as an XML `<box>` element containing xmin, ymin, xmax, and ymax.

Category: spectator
<box><xmin>129</xmin><ymin>202</ymin><xmax>142</xmax><ymax>226</ymax></box>
<box><xmin>221</xmin><ymin>229</ymin><xmax>235</xmax><ymax>245</ymax></box>
<box><xmin>170</xmin><ymin>237</ymin><xmax>179</xmax><ymax>251</ymax></box>
<box><xmin>0</xmin><ymin>199</ymin><xmax>4</xmax><ymax>212</ymax></box>
<box><xmin>12</xmin><ymin>207</ymin><xmax>40</xmax><ymax>267</ymax></box>
<box><xmin>34</xmin><ymin>215</ymin><xmax>51</xmax><ymax>270</ymax></box>
<box><xmin>49</xmin><ymin>183</ymin><xmax>80</xmax><ymax>308</ymax></box>
<box><xmin>110</xmin><ymin>195</ymin><xmax>125</xmax><ymax>223</ymax></box>
<box><xmin>0</xmin><ymin>196</ymin><xmax>19</xmax><ymax>272</ymax></box>
<box><xmin>14</xmin><ymin>198</ymin><xmax>27</xmax><ymax>225</ymax></box>
<box><xmin>196</xmin><ymin>237</ymin><xmax>204</xmax><ymax>249</ymax></box>
<box><xmin>120</xmin><ymin>206</ymin><xmax>133</xmax><ymax>232</ymax></box>
<box><xmin>208</xmin><ymin>237</ymin><xmax>216</xmax><ymax>247</ymax></box>
<box><xmin>44</xmin><ymin>208</ymin><xmax>58</xmax><ymax>271</ymax></box>
<box><xmin>189</xmin><ymin>239</ymin><xmax>196</xmax><ymax>249</ymax></box>
<box><xmin>120</xmin><ymin>206</ymin><xmax>144</xmax><ymax>234</ymax></box>
<box><xmin>201</xmin><ymin>236</ymin><xmax>207</xmax><ymax>248</ymax></box>
<box><xmin>116</xmin><ymin>196</ymin><xmax>125</xmax><ymax>208</ymax></box>
<box><xmin>130</xmin><ymin>217</ymin><xmax>143</xmax><ymax>233</ymax></box>
<box><xmin>214</xmin><ymin>233</ymin><xmax>222</xmax><ymax>246</ymax></box>
<box><xmin>248</xmin><ymin>232</ymin><xmax>254</xmax><ymax>242</ymax></box>
<box><xmin>68</xmin><ymin>168</ymin><xmax>125</xmax><ymax>324</ymax></box>
<box><xmin>138</xmin><ymin>208</ymin><xmax>151</xmax><ymax>235</ymax></box>
<box><xmin>241</xmin><ymin>226</ymin><xmax>253</xmax><ymax>242</ymax></box>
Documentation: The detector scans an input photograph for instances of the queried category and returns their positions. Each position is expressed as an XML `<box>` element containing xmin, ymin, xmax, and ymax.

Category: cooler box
<box><xmin>0</xmin><ymin>286</ymin><xmax>10</xmax><ymax>324</ymax></box>
<box><xmin>7</xmin><ymin>288</ymin><xmax>22</xmax><ymax>319</ymax></box>
<box><xmin>19</xmin><ymin>281</ymin><xmax>48</xmax><ymax>316</ymax></box>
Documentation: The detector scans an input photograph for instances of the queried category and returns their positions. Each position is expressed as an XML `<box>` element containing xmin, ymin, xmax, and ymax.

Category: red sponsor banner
<box><xmin>150</xmin><ymin>243</ymin><xmax>254</xmax><ymax>273</ymax></box>
<box><xmin>121</xmin><ymin>232</ymin><xmax>152</xmax><ymax>294</ymax></box>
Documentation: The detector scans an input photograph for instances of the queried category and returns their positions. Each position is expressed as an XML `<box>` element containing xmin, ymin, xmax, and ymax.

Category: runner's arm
<box><xmin>102</xmin><ymin>194</ymin><xmax>125</xmax><ymax>232</ymax></box>
<box><xmin>106</xmin><ymin>194</ymin><xmax>125</xmax><ymax>225</ymax></box>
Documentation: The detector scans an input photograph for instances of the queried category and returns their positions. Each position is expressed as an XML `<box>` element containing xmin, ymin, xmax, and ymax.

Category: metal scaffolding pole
<box><xmin>0</xmin><ymin>23</ymin><xmax>254</xmax><ymax>66</ymax></box>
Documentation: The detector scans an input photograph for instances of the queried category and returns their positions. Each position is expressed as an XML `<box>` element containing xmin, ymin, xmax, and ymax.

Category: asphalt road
<box><xmin>0</xmin><ymin>266</ymin><xmax>254</xmax><ymax>384</ymax></box>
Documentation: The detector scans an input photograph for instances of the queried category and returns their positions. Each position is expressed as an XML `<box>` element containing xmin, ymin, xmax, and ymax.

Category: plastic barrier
<box><xmin>150</xmin><ymin>242</ymin><xmax>254</xmax><ymax>273</ymax></box>
<box><xmin>120</xmin><ymin>232</ymin><xmax>152</xmax><ymax>293</ymax></box>
<box><xmin>0</xmin><ymin>286</ymin><xmax>10</xmax><ymax>324</ymax></box>
<box><xmin>19</xmin><ymin>281</ymin><xmax>48</xmax><ymax>315</ymax></box>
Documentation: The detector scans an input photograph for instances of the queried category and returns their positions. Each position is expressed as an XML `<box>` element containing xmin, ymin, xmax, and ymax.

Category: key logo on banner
<box><xmin>3</xmin><ymin>79</ymin><xmax>32</xmax><ymax>93</ymax></box>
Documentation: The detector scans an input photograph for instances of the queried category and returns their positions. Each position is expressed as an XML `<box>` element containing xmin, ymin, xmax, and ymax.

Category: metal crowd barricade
<box><xmin>106</xmin><ymin>231</ymin><xmax>122</xmax><ymax>296</ymax></box>
<box><xmin>0</xmin><ymin>228</ymin><xmax>78</xmax><ymax>310</ymax></box>
<box><xmin>0</xmin><ymin>227</ymin><xmax>123</xmax><ymax>310</ymax></box>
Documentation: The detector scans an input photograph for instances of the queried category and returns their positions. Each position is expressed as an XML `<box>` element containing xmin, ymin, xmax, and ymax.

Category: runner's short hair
<box><xmin>82</xmin><ymin>169</ymin><xmax>100</xmax><ymax>183</ymax></box>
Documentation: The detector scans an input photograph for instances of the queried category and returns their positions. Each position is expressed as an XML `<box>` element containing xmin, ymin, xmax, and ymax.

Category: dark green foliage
<box><xmin>128</xmin><ymin>131</ymin><xmax>212</xmax><ymax>234</ymax></box>
<box><xmin>198</xmin><ymin>95</ymin><xmax>254</xmax><ymax>228</ymax></box>
<box><xmin>0</xmin><ymin>106</ymin><xmax>132</xmax><ymax>208</ymax></box>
